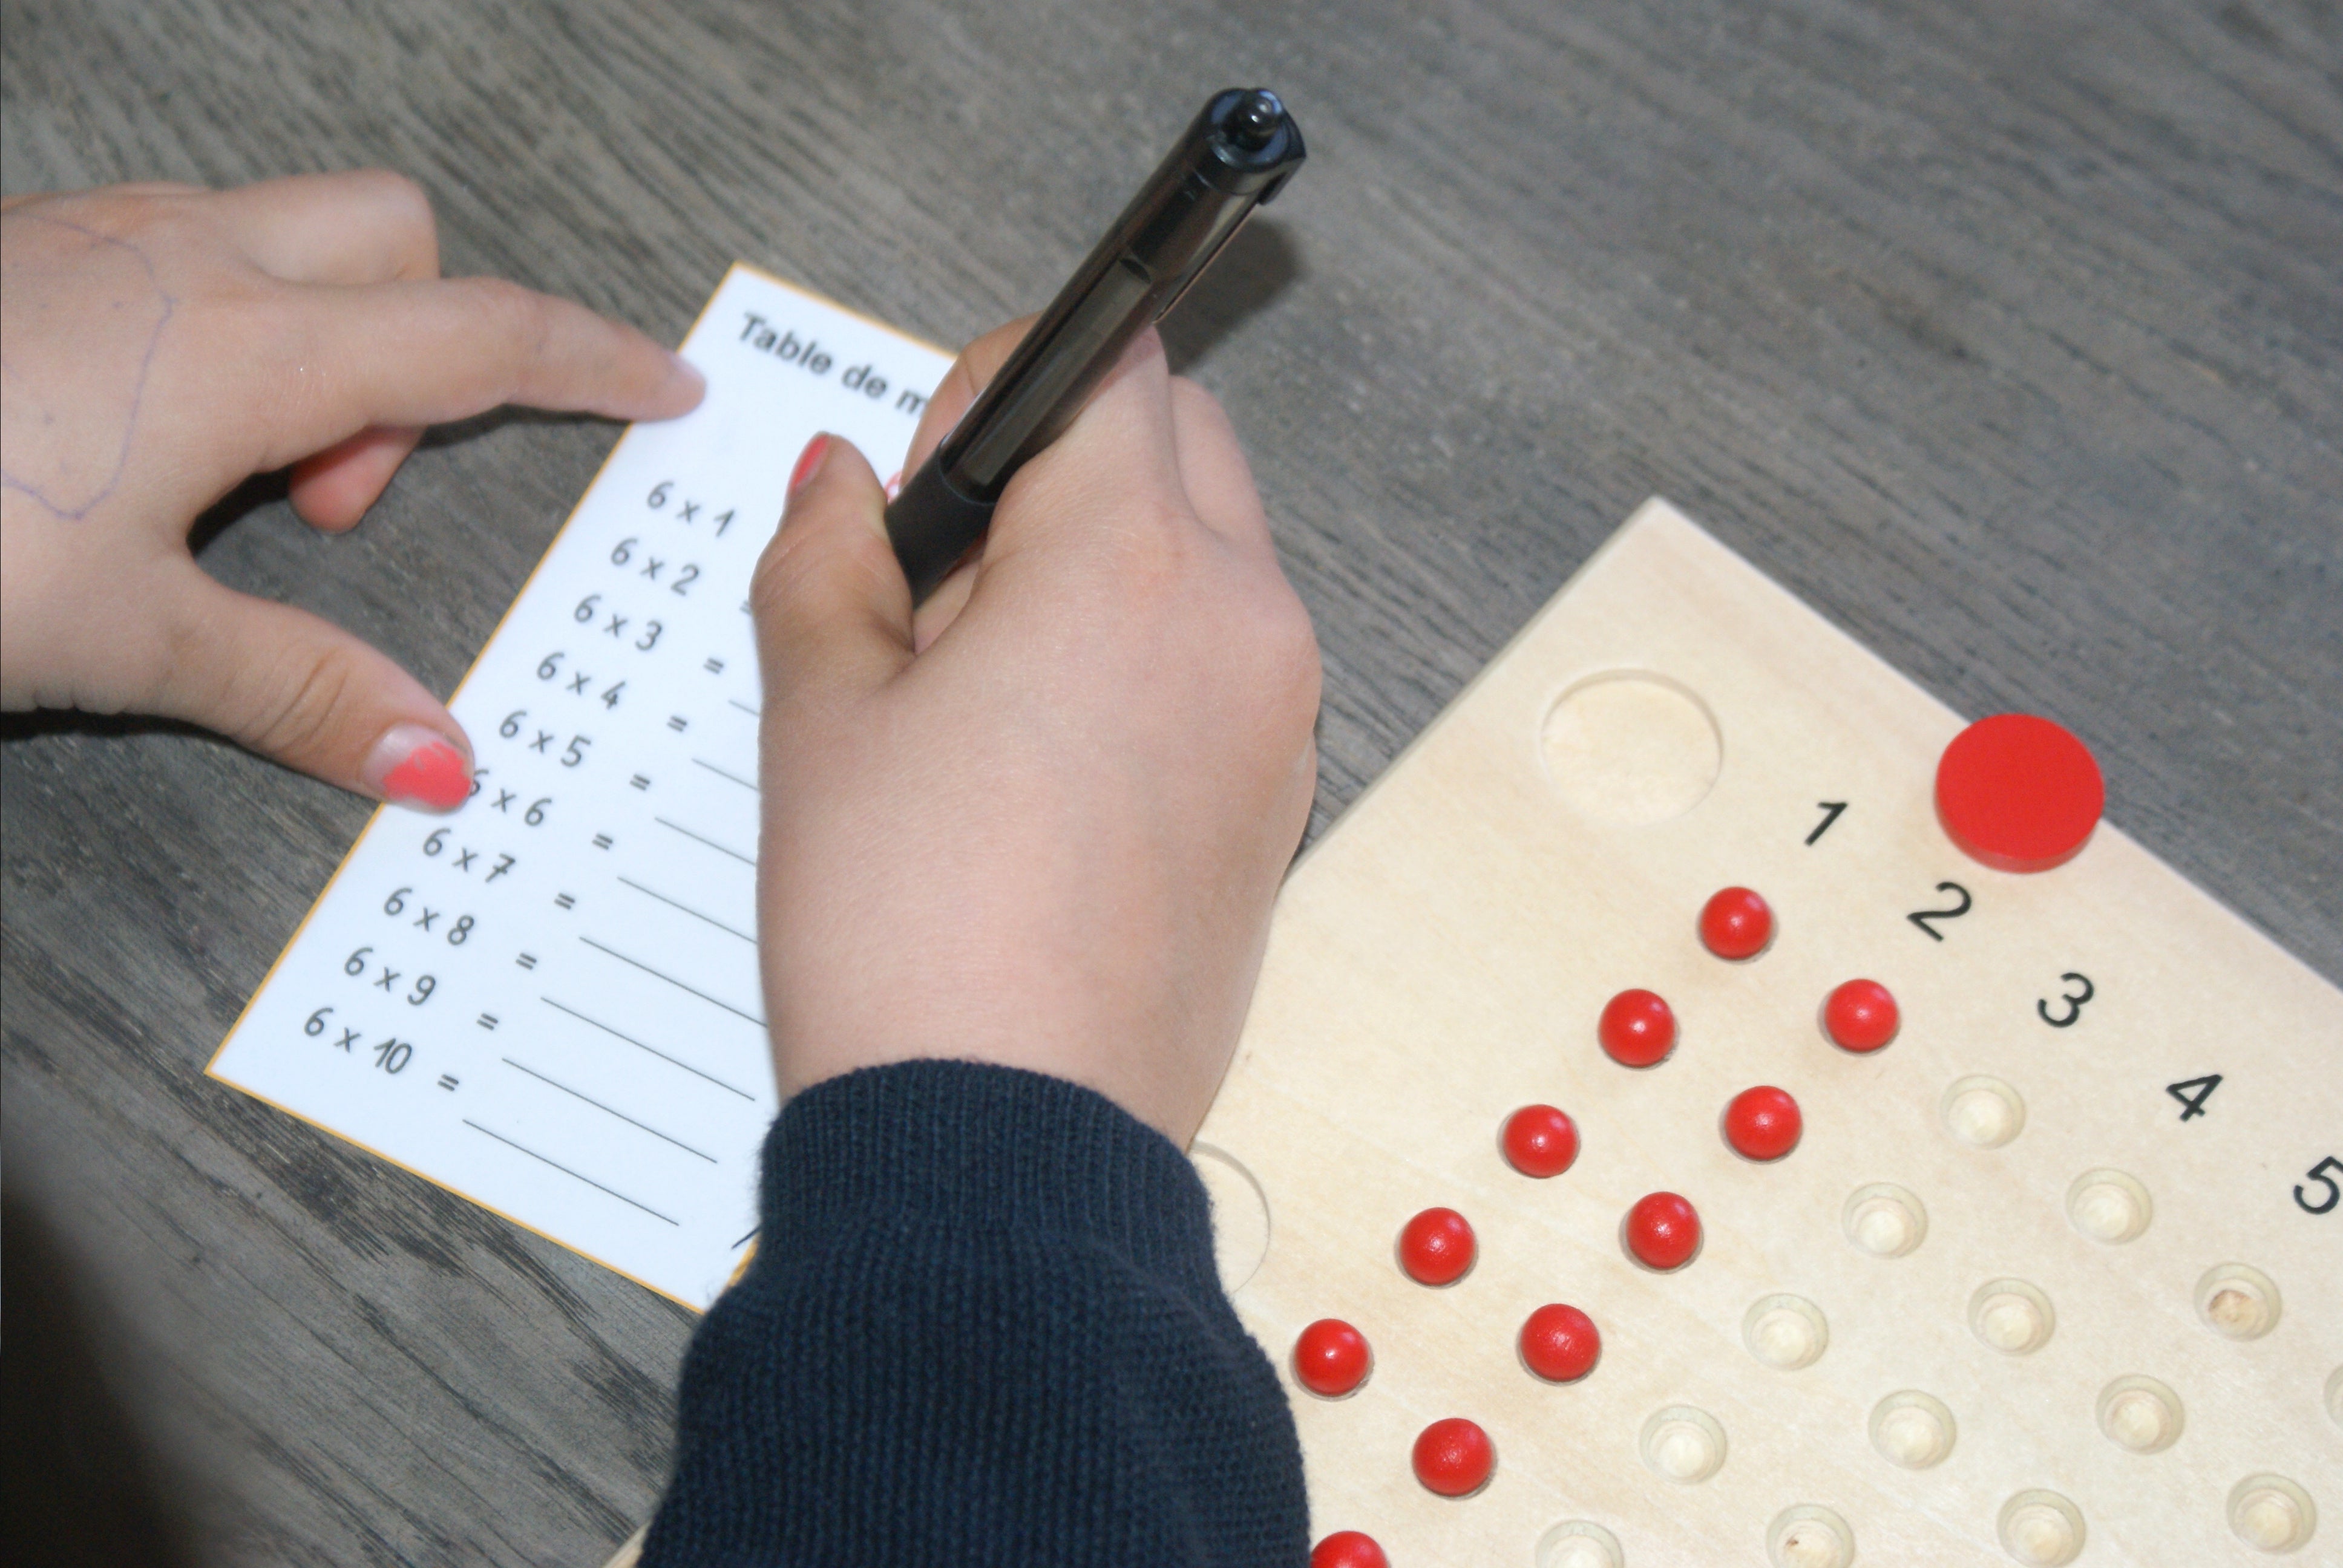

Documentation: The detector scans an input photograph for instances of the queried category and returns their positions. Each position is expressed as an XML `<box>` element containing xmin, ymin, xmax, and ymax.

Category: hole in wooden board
<box><xmin>1942</xmin><ymin>1075</ymin><xmax>2026</xmax><ymax>1148</ymax></box>
<box><xmin>1639</xmin><ymin>1404</ymin><xmax>1726</xmax><ymax>1483</ymax></box>
<box><xmin>1999</xmin><ymin>1490</ymin><xmax>2085</xmax><ymax>1564</ymax></box>
<box><xmin>1540</xmin><ymin>671</ymin><xmax>1723</xmax><ymax>825</ymax></box>
<box><xmin>2065</xmin><ymin>1168</ymin><xmax>2152</xmax><ymax>1243</ymax></box>
<box><xmin>2229</xmin><ymin>1473</ymin><xmax>2318</xmax><ymax>1553</ymax></box>
<box><xmin>1870</xmin><ymin>1389</ymin><xmax>1957</xmax><ymax>1468</ymax></box>
<box><xmin>2096</xmin><ymin>1374</ymin><xmax>2183</xmax><ymax>1453</ymax></box>
<box><xmin>1535</xmin><ymin>1519</ymin><xmax>1625</xmax><ymax>1568</ymax></box>
<box><xmin>1970</xmin><ymin>1278</ymin><xmax>2056</xmax><ymax>1355</ymax></box>
<box><xmin>2196</xmin><ymin>1262</ymin><xmax>2282</xmax><ymax>1340</ymax></box>
<box><xmin>1768</xmin><ymin>1503</ymin><xmax>1856</xmax><ymax>1568</ymax></box>
<box><xmin>1743</xmin><ymin>1293</ymin><xmax>1829</xmax><ymax>1370</ymax></box>
<box><xmin>1188</xmin><ymin>1143</ymin><xmax>1270</xmax><ymax>1295</ymax></box>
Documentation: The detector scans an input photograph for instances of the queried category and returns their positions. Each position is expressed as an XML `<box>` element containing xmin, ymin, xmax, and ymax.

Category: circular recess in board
<box><xmin>1308</xmin><ymin>1530</ymin><xmax>1388</xmax><ymax>1568</ymax></box>
<box><xmin>2065</xmin><ymin>1168</ymin><xmax>2153</xmax><ymax>1243</ymax></box>
<box><xmin>1639</xmin><ymin>1404</ymin><xmax>1727</xmax><ymax>1483</ymax></box>
<box><xmin>1767</xmin><ymin>1503</ymin><xmax>1856</xmax><ymax>1568</ymax></box>
<box><xmin>2227</xmin><ymin>1474</ymin><xmax>2318</xmax><ymax>1554</ymax></box>
<box><xmin>1743</xmin><ymin>1294</ymin><xmax>1830</xmax><ymax>1370</ymax></box>
<box><xmin>2196</xmin><ymin>1262</ymin><xmax>2283</xmax><ymax>1341</ymax></box>
<box><xmin>2096</xmin><ymin>1375</ymin><xmax>2184</xmax><ymax>1454</ymax></box>
<box><xmin>1411</xmin><ymin>1417</ymin><xmax>1495</xmax><ymax>1497</ymax></box>
<box><xmin>1935</xmin><ymin>713</ymin><xmax>2105</xmax><ymax>874</ymax></box>
<box><xmin>1187</xmin><ymin>1143</ymin><xmax>1270</xmax><ymax>1295</ymax></box>
<box><xmin>1598</xmin><ymin>987</ymin><xmax>1678</xmax><ymax>1067</ymax></box>
<box><xmin>1292</xmin><ymin>1318</ymin><xmax>1372</xmax><ymax>1399</ymax></box>
<box><xmin>1534</xmin><ymin>1520</ymin><xmax>1625</xmax><ymax>1568</ymax></box>
<box><xmin>1397</xmin><ymin>1206</ymin><xmax>1476</xmax><ymax>1286</ymax></box>
<box><xmin>1539</xmin><ymin>671</ymin><xmax>1723</xmax><ymax>825</ymax></box>
<box><xmin>1869</xmin><ymin>1389</ymin><xmax>1958</xmax><ymax>1469</ymax></box>
<box><xmin>1699</xmin><ymin>885</ymin><xmax>1775</xmax><ymax>960</ymax></box>
<box><xmin>1970</xmin><ymin>1278</ymin><xmax>2057</xmax><ymax>1355</ymax></box>
<box><xmin>1997</xmin><ymin>1489</ymin><xmax>2086</xmax><ymax>1566</ymax></box>
<box><xmin>1502</xmin><ymin>1103</ymin><xmax>1582</xmax><ymax>1176</ymax></box>
<box><xmin>1842</xmin><ymin>1182</ymin><xmax>1928</xmax><ymax>1258</ymax></box>
<box><xmin>2327</xmin><ymin>1366</ymin><xmax>2343</xmax><ymax>1429</ymax></box>
<box><xmin>1941</xmin><ymin>1074</ymin><xmax>2027</xmax><ymax>1148</ymax></box>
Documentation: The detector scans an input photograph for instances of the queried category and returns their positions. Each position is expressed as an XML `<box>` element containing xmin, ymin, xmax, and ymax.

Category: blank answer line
<box><xmin>501</xmin><ymin>1057</ymin><xmax>719</xmax><ymax>1163</ymax></box>
<box><xmin>727</xmin><ymin>697</ymin><xmax>761</xmax><ymax>719</ymax></box>
<box><xmin>539</xmin><ymin>997</ymin><xmax>755</xmax><ymax>1100</ymax></box>
<box><xmin>617</xmin><ymin>877</ymin><xmax>756</xmax><ymax>944</ymax></box>
<box><xmin>655</xmin><ymin>815</ymin><xmax>755</xmax><ymax>866</ymax></box>
<box><xmin>579</xmin><ymin>936</ymin><xmax>767</xmax><ymax>1028</ymax></box>
<box><xmin>692</xmin><ymin>757</ymin><xmax>759</xmax><ymax>794</ymax></box>
<box><xmin>462</xmin><ymin>1119</ymin><xmax>679</xmax><ymax>1225</ymax></box>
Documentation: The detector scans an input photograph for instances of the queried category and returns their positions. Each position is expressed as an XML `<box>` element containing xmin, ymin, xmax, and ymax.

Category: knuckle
<box><xmin>244</xmin><ymin>641</ymin><xmax>366</xmax><ymax>761</ymax></box>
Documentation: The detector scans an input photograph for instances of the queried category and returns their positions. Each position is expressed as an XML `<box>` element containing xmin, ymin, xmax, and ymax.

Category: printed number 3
<box><xmin>2296</xmin><ymin>1157</ymin><xmax>2342</xmax><ymax>1215</ymax></box>
<box><xmin>2037</xmin><ymin>973</ymin><xmax>2094</xmax><ymax>1027</ymax></box>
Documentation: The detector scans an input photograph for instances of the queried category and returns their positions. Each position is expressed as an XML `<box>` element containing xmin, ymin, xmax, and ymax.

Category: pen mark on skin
<box><xmin>0</xmin><ymin>212</ymin><xmax>176</xmax><ymax>520</ymax></box>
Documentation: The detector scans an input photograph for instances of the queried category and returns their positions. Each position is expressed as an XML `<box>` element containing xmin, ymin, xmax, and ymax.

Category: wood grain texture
<box><xmin>2</xmin><ymin>1</ymin><xmax>2336</xmax><ymax>1562</ymax></box>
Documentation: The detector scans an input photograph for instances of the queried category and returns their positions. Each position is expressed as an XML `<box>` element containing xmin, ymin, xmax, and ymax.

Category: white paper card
<box><xmin>211</xmin><ymin>265</ymin><xmax>952</xmax><ymax>1308</ymax></box>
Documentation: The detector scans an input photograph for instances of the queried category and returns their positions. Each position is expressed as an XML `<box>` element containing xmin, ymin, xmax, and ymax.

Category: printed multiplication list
<box><xmin>212</xmin><ymin>266</ymin><xmax>952</xmax><ymax>1308</ymax></box>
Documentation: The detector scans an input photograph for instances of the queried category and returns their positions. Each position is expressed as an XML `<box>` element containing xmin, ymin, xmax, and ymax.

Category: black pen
<box><xmin>885</xmin><ymin>87</ymin><xmax>1306</xmax><ymax>603</ymax></box>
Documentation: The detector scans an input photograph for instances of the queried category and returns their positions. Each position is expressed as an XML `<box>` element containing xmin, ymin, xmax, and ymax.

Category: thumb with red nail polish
<box><xmin>142</xmin><ymin>564</ymin><xmax>473</xmax><ymax>812</ymax></box>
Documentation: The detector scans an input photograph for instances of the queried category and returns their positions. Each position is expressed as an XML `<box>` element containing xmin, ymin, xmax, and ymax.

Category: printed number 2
<box><xmin>2296</xmin><ymin>1157</ymin><xmax>2342</xmax><ymax>1215</ymax></box>
<box><xmin>1907</xmin><ymin>882</ymin><xmax>1972</xmax><ymax>941</ymax></box>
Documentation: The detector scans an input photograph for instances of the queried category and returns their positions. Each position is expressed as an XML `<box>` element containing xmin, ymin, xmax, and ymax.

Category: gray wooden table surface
<box><xmin>4</xmin><ymin>1</ymin><xmax>2337</xmax><ymax>1563</ymax></box>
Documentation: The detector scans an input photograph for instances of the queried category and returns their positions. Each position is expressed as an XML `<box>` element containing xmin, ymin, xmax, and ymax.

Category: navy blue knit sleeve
<box><xmin>639</xmin><ymin>1059</ymin><xmax>1309</xmax><ymax>1568</ymax></box>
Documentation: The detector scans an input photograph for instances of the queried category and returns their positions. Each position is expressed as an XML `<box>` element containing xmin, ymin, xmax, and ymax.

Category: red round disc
<box><xmin>1398</xmin><ymin>1207</ymin><xmax>1476</xmax><ymax>1285</ymax></box>
<box><xmin>1502</xmin><ymin>1104</ymin><xmax>1581</xmax><ymax>1176</ymax></box>
<box><xmin>1625</xmin><ymin>1191</ymin><xmax>1702</xmax><ymax>1270</ymax></box>
<box><xmin>1699</xmin><ymin>886</ymin><xmax>1775</xmax><ymax>960</ymax></box>
<box><xmin>1936</xmin><ymin>713</ymin><xmax>2104</xmax><ymax>874</ymax></box>
<box><xmin>1599</xmin><ymin>987</ymin><xmax>1678</xmax><ymax>1067</ymax></box>
<box><xmin>1723</xmin><ymin>1085</ymin><xmax>1803</xmax><ymax>1160</ymax></box>
<box><xmin>1824</xmin><ymin>979</ymin><xmax>1899</xmax><ymax>1053</ymax></box>
<box><xmin>1310</xmin><ymin>1532</ymin><xmax>1389</xmax><ymax>1568</ymax></box>
<box><xmin>1412</xmin><ymin>1417</ymin><xmax>1495</xmax><ymax>1497</ymax></box>
<box><xmin>1293</xmin><ymin>1318</ymin><xmax>1372</xmax><ymax>1398</ymax></box>
<box><xmin>1519</xmin><ymin>1302</ymin><xmax>1602</xmax><ymax>1382</ymax></box>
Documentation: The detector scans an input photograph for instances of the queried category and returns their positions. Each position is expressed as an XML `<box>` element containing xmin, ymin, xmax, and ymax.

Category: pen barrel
<box><xmin>885</xmin><ymin>456</ymin><xmax>999</xmax><ymax>604</ymax></box>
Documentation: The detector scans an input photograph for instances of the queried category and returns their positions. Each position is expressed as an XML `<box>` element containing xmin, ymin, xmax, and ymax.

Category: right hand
<box><xmin>750</xmin><ymin>325</ymin><xmax>1320</xmax><ymax>1145</ymax></box>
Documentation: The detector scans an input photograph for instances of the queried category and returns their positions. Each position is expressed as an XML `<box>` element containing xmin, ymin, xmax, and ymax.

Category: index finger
<box><xmin>243</xmin><ymin>275</ymin><xmax>705</xmax><ymax>472</ymax></box>
<box><xmin>900</xmin><ymin>316</ymin><xmax>1035</xmax><ymax>478</ymax></box>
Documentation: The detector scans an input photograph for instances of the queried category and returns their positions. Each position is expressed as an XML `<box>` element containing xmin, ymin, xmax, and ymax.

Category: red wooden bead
<box><xmin>1293</xmin><ymin>1318</ymin><xmax>1372</xmax><ymax>1398</ymax></box>
<box><xmin>1412</xmin><ymin>1417</ymin><xmax>1495</xmax><ymax>1497</ymax></box>
<box><xmin>1723</xmin><ymin>1085</ymin><xmax>1803</xmax><ymax>1160</ymax></box>
<box><xmin>1824</xmin><ymin>978</ymin><xmax>1899</xmax><ymax>1052</ymax></box>
<box><xmin>1625</xmin><ymin>1191</ymin><xmax>1702</xmax><ymax>1270</ymax></box>
<box><xmin>1936</xmin><ymin>713</ymin><xmax>2104</xmax><ymax>874</ymax></box>
<box><xmin>1699</xmin><ymin>886</ymin><xmax>1775</xmax><ymax>959</ymax></box>
<box><xmin>1310</xmin><ymin>1532</ymin><xmax>1389</xmax><ymax>1568</ymax></box>
<box><xmin>1502</xmin><ymin>1104</ymin><xmax>1581</xmax><ymax>1176</ymax></box>
<box><xmin>1519</xmin><ymin>1302</ymin><xmax>1602</xmax><ymax>1382</ymax></box>
<box><xmin>1398</xmin><ymin>1207</ymin><xmax>1476</xmax><ymax>1285</ymax></box>
<box><xmin>1598</xmin><ymin>987</ymin><xmax>1677</xmax><ymax>1067</ymax></box>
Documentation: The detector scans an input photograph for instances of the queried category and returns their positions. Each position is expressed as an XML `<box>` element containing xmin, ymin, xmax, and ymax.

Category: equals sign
<box><xmin>437</xmin><ymin>1074</ymin><xmax>460</xmax><ymax>1091</ymax></box>
<box><xmin>515</xmin><ymin>953</ymin><xmax>538</xmax><ymax>972</ymax></box>
<box><xmin>629</xmin><ymin>774</ymin><xmax>650</xmax><ymax>791</ymax></box>
<box><xmin>554</xmin><ymin>893</ymin><xmax>576</xmax><ymax>910</ymax></box>
<box><xmin>592</xmin><ymin>833</ymin><xmax>614</xmax><ymax>850</ymax></box>
<box><xmin>477</xmin><ymin>1011</ymin><xmax>500</xmax><ymax>1029</ymax></box>
<box><xmin>703</xmin><ymin>657</ymin><xmax>725</xmax><ymax>675</ymax></box>
<box><xmin>667</xmin><ymin>715</ymin><xmax>689</xmax><ymax>733</ymax></box>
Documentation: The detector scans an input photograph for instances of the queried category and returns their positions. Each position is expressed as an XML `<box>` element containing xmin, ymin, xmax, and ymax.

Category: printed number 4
<box><xmin>2165</xmin><ymin>1075</ymin><xmax>2220</xmax><ymax>1121</ymax></box>
<box><xmin>2296</xmin><ymin>1157</ymin><xmax>2342</xmax><ymax>1215</ymax></box>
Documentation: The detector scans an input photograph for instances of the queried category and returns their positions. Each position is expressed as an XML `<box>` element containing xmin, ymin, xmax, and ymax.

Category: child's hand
<box><xmin>0</xmin><ymin>173</ymin><xmax>703</xmax><ymax>809</ymax></box>
<box><xmin>752</xmin><ymin>325</ymin><xmax>1320</xmax><ymax>1145</ymax></box>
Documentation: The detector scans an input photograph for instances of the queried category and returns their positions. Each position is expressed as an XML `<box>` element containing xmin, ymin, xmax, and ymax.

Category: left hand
<box><xmin>0</xmin><ymin>172</ymin><xmax>704</xmax><ymax>808</ymax></box>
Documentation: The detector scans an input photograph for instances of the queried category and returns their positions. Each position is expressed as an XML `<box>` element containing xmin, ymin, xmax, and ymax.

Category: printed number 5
<box><xmin>2296</xmin><ymin>1157</ymin><xmax>2342</xmax><ymax>1215</ymax></box>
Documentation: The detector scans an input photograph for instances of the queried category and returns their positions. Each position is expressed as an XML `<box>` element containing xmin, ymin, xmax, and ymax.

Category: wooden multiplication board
<box><xmin>1191</xmin><ymin>501</ymin><xmax>2341</xmax><ymax>1566</ymax></box>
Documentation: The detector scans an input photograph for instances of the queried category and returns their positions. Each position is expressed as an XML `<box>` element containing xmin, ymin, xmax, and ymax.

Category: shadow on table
<box><xmin>1159</xmin><ymin>218</ymin><xmax>1303</xmax><ymax>377</ymax></box>
<box><xmin>1</xmin><ymin>1192</ymin><xmax>203</xmax><ymax>1568</ymax></box>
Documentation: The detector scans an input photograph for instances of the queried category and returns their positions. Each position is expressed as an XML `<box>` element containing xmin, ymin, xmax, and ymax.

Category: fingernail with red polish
<box><xmin>883</xmin><ymin>469</ymin><xmax>905</xmax><ymax>501</ymax></box>
<box><xmin>367</xmin><ymin>724</ymin><xmax>472</xmax><ymax>812</ymax></box>
<box><xmin>788</xmin><ymin>433</ymin><xmax>832</xmax><ymax>500</ymax></box>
